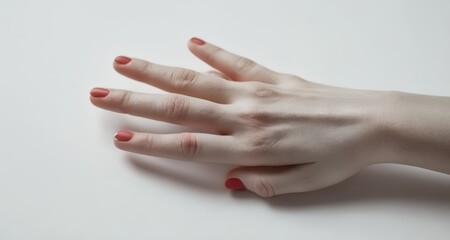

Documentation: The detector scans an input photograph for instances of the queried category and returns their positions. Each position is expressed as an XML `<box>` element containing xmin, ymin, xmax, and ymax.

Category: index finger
<box><xmin>113</xmin><ymin>56</ymin><xmax>240</xmax><ymax>104</ymax></box>
<box><xmin>187</xmin><ymin>38</ymin><xmax>279</xmax><ymax>84</ymax></box>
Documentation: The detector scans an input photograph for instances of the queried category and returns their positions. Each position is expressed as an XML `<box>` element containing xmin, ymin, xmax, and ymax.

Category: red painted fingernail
<box><xmin>90</xmin><ymin>88</ymin><xmax>109</xmax><ymax>98</ymax></box>
<box><xmin>115</xmin><ymin>56</ymin><xmax>132</xmax><ymax>64</ymax></box>
<box><xmin>115</xmin><ymin>131</ymin><xmax>133</xmax><ymax>142</ymax></box>
<box><xmin>191</xmin><ymin>37</ymin><xmax>206</xmax><ymax>45</ymax></box>
<box><xmin>225</xmin><ymin>178</ymin><xmax>245</xmax><ymax>190</ymax></box>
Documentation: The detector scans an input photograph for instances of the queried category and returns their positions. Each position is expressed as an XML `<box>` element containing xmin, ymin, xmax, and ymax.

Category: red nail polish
<box><xmin>90</xmin><ymin>88</ymin><xmax>109</xmax><ymax>98</ymax></box>
<box><xmin>115</xmin><ymin>56</ymin><xmax>132</xmax><ymax>64</ymax></box>
<box><xmin>225</xmin><ymin>178</ymin><xmax>245</xmax><ymax>190</ymax></box>
<box><xmin>191</xmin><ymin>37</ymin><xmax>206</xmax><ymax>45</ymax></box>
<box><xmin>115</xmin><ymin>131</ymin><xmax>133</xmax><ymax>142</ymax></box>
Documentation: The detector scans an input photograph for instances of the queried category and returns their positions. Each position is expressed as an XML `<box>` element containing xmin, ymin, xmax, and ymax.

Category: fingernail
<box><xmin>90</xmin><ymin>88</ymin><xmax>109</xmax><ymax>98</ymax></box>
<box><xmin>115</xmin><ymin>56</ymin><xmax>132</xmax><ymax>65</ymax></box>
<box><xmin>191</xmin><ymin>37</ymin><xmax>206</xmax><ymax>45</ymax></box>
<box><xmin>115</xmin><ymin>131</ymin><xmax>133</xmax><ymax>142</ymax></box>
<box><xmin>225</xmin><ymin>178</ymin><xmax>245</xmax><ymax>190</ymax></box>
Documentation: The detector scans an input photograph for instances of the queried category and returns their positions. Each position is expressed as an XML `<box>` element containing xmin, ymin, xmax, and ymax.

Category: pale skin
<box><xmin>90</xmin><ymin>37</ymin><xmax>450</xmax><ymax>197</ymax></box>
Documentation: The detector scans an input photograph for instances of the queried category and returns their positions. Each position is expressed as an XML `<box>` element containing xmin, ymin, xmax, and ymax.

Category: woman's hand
<box><xmin>90</xmin><ymin>37</ymin><xmax>449</xmax><ymax>197</ymax></box>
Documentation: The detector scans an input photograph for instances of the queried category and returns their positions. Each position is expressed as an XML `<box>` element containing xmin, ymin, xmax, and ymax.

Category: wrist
<box><xmin>374</xmin><ymin>91</ymin><xmax>450</xmax><ymax>173</ymax></box>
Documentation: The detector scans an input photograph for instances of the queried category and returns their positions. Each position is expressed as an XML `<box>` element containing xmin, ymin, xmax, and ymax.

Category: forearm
<box><xmin>381</xmin><ymin>91</ymin><xmax>450</xmax><ymax>174</ymax></box>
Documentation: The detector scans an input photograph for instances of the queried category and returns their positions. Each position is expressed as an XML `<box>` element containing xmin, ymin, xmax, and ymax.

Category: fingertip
<box><xmin>226</xmin><ymin>166</ymin><xmax>280</xmax><ymax>197</ymax></box>
<box><xmin>112</xmin><ymin>56</ymin><xmax>133</xmax><ymax>74</ymax></box>
<box><xmin>114</xmin><ymin>56</ymin><xmax>132</xmax><ymax>65</ymax></box>
<box><xmin>225</xmin><ymin>167</ymin><xmax>248</xmax><ymax>190</ymax></box>
<box><xmin>89</xmin><ymin>87</ymin><xmax>115</xmax><ymax>109</ymax></box>
<box><xmin>112</xmin><ymin>57</ymin><xmax>149</xmax><ymax>82</ymax></box>
<box><xmin>225</xmin><ymin>177</ymin><xmax>246</xmax><ymax>190</ymax></box>
<box><xmin>190</xmin><ymin>37</ymin><xmax>206</xmax><ymax>46</ymax></box>
<box><xmin>114</xmin><ymin>130</ymin><xmax>134</xmax><ymax>142</ymax></box>
<box><xmin>113</xmin><ymin>130</ymin><xmax>134</xmax><ymax>151</ymax></box>
<box><xmin>188</xmin><ymin>37</ymin><xmax>209</xmax><ymax>54</ymax></box>
<box><xmin>90</xmin><ymin>87</ymin><xmax>110</xmax><ymax>98</ymax></box>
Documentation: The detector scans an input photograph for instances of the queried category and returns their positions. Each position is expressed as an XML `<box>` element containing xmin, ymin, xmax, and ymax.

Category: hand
<box><xmin>90</xmin><ymin>37</ymin><xmax>395</xmax><ymax>197</ymax></box>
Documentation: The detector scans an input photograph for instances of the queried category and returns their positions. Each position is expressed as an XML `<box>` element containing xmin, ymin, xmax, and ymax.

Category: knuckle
<box><xmin>136</xmin><ymin>61</ymin><xmax>152</xmax><ymax>73</ymax></box>
<box><xmin>250</xmin><ymin>175</ymin><xmax>275</xmax><ymax>198</ymax></box>
<box><xmin>255</xmin><ymin>88</ymin><xmax>276</xmax><ymax>98</ymax></box>
<box><xmin>249</xmin><ymin>83</ymin><xmax>278</xmax><ymax>98</ymax></box>
<box><xmin>279</xmin><ymin>73</ymin><xmax>312</xmax><ymax>88</ymax></box>
<box><xmin>117</xmin><ymin>91</ymin><xmax>134</xmax><ymax>114</ymax></box>
<box><xmin>239</xmin><ymin>108</ymin><xmax>271</xmax><ymax>127</ymax></box>
<box><xmin>177</xmin><ymin>133</ymin><xmax>199</xmax><ymax>158</ymax></box>
<box><xmin>164</xmin><ymin>95</ymin><xmax>190</xmax><ymax>119</ymax></box>
<box><xmin>235</xmin><ymin>57</ymin><xmax>257</xmax><ymax>72</ymax></box>
<box><xmin>241</xmin><ymin>132</ymin><xmax>276</xmax><ymax>161</ymax></box>
<box><xmin>169</xmin><ymin>69</ymin><xmax>199</xmax><ymax>90</ymax></box>
<box><xmin>143</xmin><ymin>134</ymin><xmax>154</xmax><ymax>151</ymax></box>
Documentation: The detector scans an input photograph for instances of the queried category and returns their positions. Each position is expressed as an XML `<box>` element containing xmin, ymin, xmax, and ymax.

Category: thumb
<box><xmin>225</xmin><ymin>165</ymin><xmax>311</xmax><ymax>198</ymax></box>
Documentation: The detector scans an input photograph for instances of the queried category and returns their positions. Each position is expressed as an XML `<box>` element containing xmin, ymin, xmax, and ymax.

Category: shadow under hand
<box><xmin>127</xmin><ymin>152</ymin><xmax>450</xmax><ymax>208</ymax></box>
<box><xmin>127</xmin><ymin>154</ymin><xmax>230</xmax><ymax>192</ymax></box>
<box><xmin>233</xmin><ymin>164</ymin><xmax>450</xmax><ymax>209</ymax></box>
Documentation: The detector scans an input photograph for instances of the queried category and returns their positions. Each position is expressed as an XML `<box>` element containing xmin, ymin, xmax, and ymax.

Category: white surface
<box><xmin>1</xmin><ymin>0</ymin><xmax>449</xmax><ymax>239</ymax></box>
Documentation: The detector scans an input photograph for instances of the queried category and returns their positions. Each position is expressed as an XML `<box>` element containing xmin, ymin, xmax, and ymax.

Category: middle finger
<box><xmin>90</xmin><ymin>88</ymin><xmax>234</xmax><ymax>134</ymax></box>
<box><xmin>113</xmin><ymin>57</ymin><xmax>240</xmax><ymax>104</ymax></box>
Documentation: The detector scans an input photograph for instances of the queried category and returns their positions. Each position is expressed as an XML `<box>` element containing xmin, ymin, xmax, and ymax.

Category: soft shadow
<box><xmin>127</xmin><ymin>153</ymin><xmax>450</xmax><ymax>207</ymax></box>
<box><xmin>126</xmin><ymin>154</ymin><xmax>230</xmax><ymax>192</ymax></box>
<box><xmin>233</xmin><ymin>165</ymin><xmax>450</xmax><ymax>208</ymax></box>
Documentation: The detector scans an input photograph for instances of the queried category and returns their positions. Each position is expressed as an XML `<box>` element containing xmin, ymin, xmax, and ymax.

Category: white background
<box><xmin>1</xmin><ymin>0</ymin><xmax>449</xmax><ymax>239</ymax></box>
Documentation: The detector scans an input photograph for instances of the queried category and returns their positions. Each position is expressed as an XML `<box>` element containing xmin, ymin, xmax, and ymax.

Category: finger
<box><xmin>205</xmin><ymin>70</ymin><xmax>230</xmax><ymax>80</ymax></box>
<box><xmin>113</xmin><ymin>131</ymin><xmax>240</xmax><ymax>164</ymax></box>
<box><xmin>188</xmin><ymin>37</ymin><xmax>279</xmax><ymax>84</ymax></box>
<box><xmin>225</xmin><ymin>164</ymin><xmax>319</xmax><ymax>197</ymax></box>
<box><xmin>113</xmin><ymin>56</ymin><xmax>239</xmax><ymax>104</ymax></box>
<box><xmin>90</xmin><ymin>88</ymin><xmax>234</xmax><ymax>133</ymax></box>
